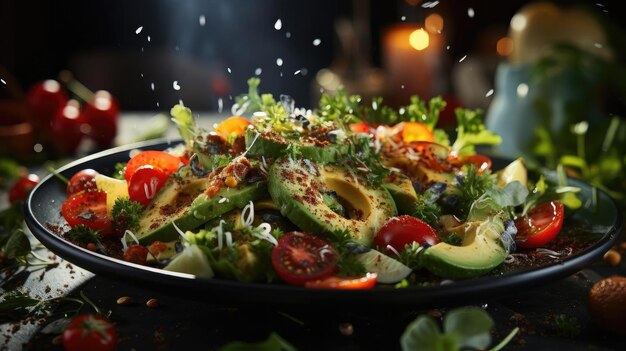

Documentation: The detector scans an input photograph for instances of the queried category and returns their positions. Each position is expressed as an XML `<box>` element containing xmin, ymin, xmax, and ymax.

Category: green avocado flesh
<box><xmin>245</xmin><ymin>128</ymin><xmax>349</xmax><ymax>163</ymax></box>
<box><xmin>136</xmin><ymin>168</ymin><xmax>267</xmax><ymax>245</ymax></box>
<box><xmin>384</xmin><ymin>174</ymin><xmax>417</xmax><ymax>215</ymax></box>
<box><xmin>268</xmin><ymin>157</ymin><xmax>397</xmax><ymax>245</ymax></box>
<box><xmin>423</xmin><ymin>218</ymin><xmax>507</xmax><ymax>279</ymax></box>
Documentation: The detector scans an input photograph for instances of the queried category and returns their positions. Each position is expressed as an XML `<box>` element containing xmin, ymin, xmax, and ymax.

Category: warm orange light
<box><xmin>409</xmin><ymin>28</ymin><xmax>429</xmax><ymax>51</ymax></box>
<box><xmin>496</xmin><ymin>37</ymin><xmax>514</xmax><ymax>57</ymax></box>
<box><xmin>425</xmin><ymin>14</ymin><xmax>444</xmax><ymax>34</ymax></box>
<box><xmin>404</xmin><ymin>0</ymin><xmax>422</xmax><ymax>6</ymax></box>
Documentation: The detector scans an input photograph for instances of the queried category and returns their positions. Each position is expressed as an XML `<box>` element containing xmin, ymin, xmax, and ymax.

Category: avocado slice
<box><xmin>384</xmin><ymin>174</ymin><xmax>418</xmax><ymax>215</ymax></box>
<box><xmin>422</xmin><ymin>217</ymin><xmax>507</xmax><ymax>279</ymax></box>
<box><xmin>268</xmin><ymin>157</ymin><xmax>397</xmax><ymax>245</ymax></box>
<box><xmin>136</xmin><ymin>167</ymin><xmax>268</xmax><ymax>245</ymax></box>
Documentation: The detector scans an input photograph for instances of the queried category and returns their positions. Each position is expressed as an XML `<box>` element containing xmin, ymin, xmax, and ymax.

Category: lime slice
<box><xmin>164</xmin><ymin>245</ymin><xmax>214</xmax><ymax>278</ymax></box>
<box><xmin>356</xmin><ymin>249</ymin><xmax>412</xmax><ymax>284</ymax></box>
<box><xmin>94</xmin><ymin>173</ymin><xmax>129</xmax><ymax>212</ymax></box>
<box><xmin>496</xmin><ymin>158</ymin><xmax>527</xmax><ymax>188</ymax></box>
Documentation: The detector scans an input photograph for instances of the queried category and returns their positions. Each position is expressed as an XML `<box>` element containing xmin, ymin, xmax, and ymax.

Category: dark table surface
<box><xmin>2</xmin><ymin>113</ymin><xmax>626</xmax><ymax>351</ymax></box>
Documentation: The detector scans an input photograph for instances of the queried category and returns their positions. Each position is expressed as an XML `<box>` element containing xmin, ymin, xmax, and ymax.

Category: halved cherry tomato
<box><xmin>449</xmin><ymin>153</ymin><xmax>492</xmax><ymax>174</ymax></box>
<box><xmin>375</xmin><ymin>215</ymin><xmax>440</xmax><ymax>255</ymax></box>
<box><xmin>61</xmin><ymin>190</ymin><xmax>111</xmax><ymax>232</ymax></box>
<box><xmin>63</xmin><ymin>314</ymin><xmax>117</xmax><ymax>351</ymax></box>
<box><xmin>128</xmin><ymin>165</ymin><xmax>169</xmax><ymax>206</ymax></box>
<box><xmin>515</xmin><ymin>200</ymin><xmax>564</xmax><ymax>249</ymax></box>
<box><xmin>215</xmin><ymin>116</ymin><xmax>251</xmax><ymax>138</ymax></box>
<box><xmin>123</xmin><ymin>245</ymin><xmax>148</xmax><ymax>265</ymax></box>
<box><xmin>66</xmin><ymin>169</ymin><xmax>98</xmax><ymax>195</ymax></box>
<box><xmin>349</xmin><ymin>122</ymin><xmax>374</xmax><ymax>134</ymax></box>
<box><xmin>271</xmin><ymin>231</ymin><xmax>339</xmax><ymax>286</ymax></box>
<box><xmin>124</xmin><ymin>150</ymin><xmax>181</xmax><ymax>182</ymax></box>
<box><xmin>398</xmin><ymin>122</ymin><xmax>434</xmax><ymax>143</ymax></box>
<box><xmin>8</xmin><ymin>174</ymin><xmax>40</xmax><ymax>204</ymax></box>
<box><xmin>304</xmin><ymin>273</ymin><xmax>378</xmax><ymax>289</ymax></box>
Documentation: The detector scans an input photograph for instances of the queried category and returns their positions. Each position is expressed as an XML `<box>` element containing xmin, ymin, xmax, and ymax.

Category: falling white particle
<box><xmin>218</xmin><ymin>98</ymin><xmax>223</xmax><ymax>113</ymax></box>
<box><xmin>486</xmin><ymin>89</ymin><xmax>494</xmax><ymax>97</ymax></box>
<box><xmin>147</xmin><ymin>36</ymin><xmax>151</xmax><ymax>42</ymax></box>
<box><xmin>135</xmin><ymin>26</ymin><xmax>143</xmax><ymax>34</ymax></box>
<box><xmin>594</xmin><ymin>43</ymin><xmax>603</xmax><ymax>48</ymax></box>
<box><xmin>173</xmin><ymin>81</ymin><xmax>181</xmax><ymax>90</ymax></box>
<box><xmin>199</xmin><ymin>15</ymin><xmax>206</xmax><ymax>26</ymax></box>
<box><xmin>280</xmin><ymin>72</ymin><xmax>283</xmax><ymax>77</ymax></box>
<box><xmin>294</xmin><ymin>70</ymin><xmax>301</xmax><ymax>75</ymax></box>
<box><xmin>422</xmin><ymin>1</ymin><xmax>439</xmax><ymax>9</ymax></box>
<box><xmin>0</xmin><ymin>79</ymin><xmax>5</xmax><ymax>85</ymax></box>
<box><xmin>150</xmin><ymin>82</ymin><xmax>155</xmax><ymax>91</ymax></box>
<box><xmin>255</xmin><ymin>68</ymin><xmax>262</xmax><ymax>75</ymax></box>
<box><xmin>446</xmin><ymin>45</ymin><xmax>451</xmax><ymax>50</ymax></box>
<box><xmin>140</xmin><ymin>73</ymin><xmax>144</xmax><ymax>77</ymax></box>
<box><xmin>459</xmin><ymin>55</ymin><xmax>467</xmax><ymax>62</ymax></box>
<box><xmin>274</xmin><ymin>19</ymin><xmax>282</xmax><ymax>30</ymax></box>
<box><xmin>227</xmin><ymin>67</ymin><xmax>232</xmax><ymax>74</ymax></box>
<box><xmin>468</xmin><ymin>8</ymin><xmax>475</xmax><ymax>18</ymax></box>
<box><xmin>401</xmin><ymin>84</ymin><xmax>405</xmax><ymax>89</ymax></box>
<box><xmin>175</xmin><ymin>46</ymin><xmax>180</xmax><ymax>51</ymax></box>
<box><xmin>517</xmin><ymin>83</ymin><xmax>529</xmax><ymax>97</ymax></box>
<box><xmin>156</xmin><ymin>102</ymin><xmax>160</xmax><ymax>107</ymax></box>
<box><xmin>276</xmin><ymin>58</ymin><xmax>283</xmax><ymax>66</ymax></box>
<box><xmin>401</xmin><ymin>16</ymin><xmax>406</xmax><ymax>21</ymax></box>
<box><xmin>301</xmin><ymin>68</ymin><xmax>308</xmax><ymax>76</ymax></box>
<box><xmin>286</xmin><ymin>32</ymin><xmax>291</xmax><ymax>38</ymax></box>
<box><xmin>313</xmin><ymin>38</ymin><xmax>321</xmax><ymax>46</ymax></box>
<box><xmin>33</xmin><ymin>143</ymin><xmax>43</xmax><ymax>153</ymax></box>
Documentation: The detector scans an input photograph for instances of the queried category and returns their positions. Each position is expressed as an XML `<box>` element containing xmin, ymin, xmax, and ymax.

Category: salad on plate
<box><xmin>53</xmin><ymin>78</ymin><xmax>581</xmax><ymax>289</ymax></box>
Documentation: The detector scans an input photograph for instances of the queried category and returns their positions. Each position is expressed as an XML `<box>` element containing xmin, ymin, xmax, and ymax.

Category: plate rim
<box><xmin>24</xmin><ymin>139</ymin><xmax>624</xmax><ymax>308</ymax></box>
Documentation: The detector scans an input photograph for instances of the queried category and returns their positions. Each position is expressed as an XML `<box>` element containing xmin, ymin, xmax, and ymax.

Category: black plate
<box><xmin>25</xmin><ymin>139</ymin><xmax>623</xmax><ymax>309</ymax></box>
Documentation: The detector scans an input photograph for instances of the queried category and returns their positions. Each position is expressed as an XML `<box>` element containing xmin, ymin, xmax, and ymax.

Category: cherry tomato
<box><xmin>398</xmin><ymin>122</ymin><xmax>434</xmax><ymax>143</ymax></box>
<box><xmin>349</xmin><ymin>122</ymin><xmax>374</xmax><ymax>134</ymax></box>
<box><xmin>449</xmin><ymin>153</ymin><xmax>492</xmax><ymax>174</ymax></box>
<box><xmin>375</xmin><ymin>215</ymin><xmax>440</xmax><ymax>255</ymax></box>
<box><xmin>83</xmin><ymin>90</ymin><xmax>119</xmax><ymax>148</ymax></box>
<box><xmin>148</xmin><ymin>241</ymin><xmax>168</xmax><ymax>256</ymax></box>
<box><xmin>515</xmin><ymin>201</ymin><xmax>564</xmax><ymax>249</ymax></box>
<box><xmin>214</xmin><ymin>116</ymin><xmax>251</xmax><ymax>138</ymax></box>
<box><xmin>61</xmin><ymin>190</ymin><xmax>111</xmax><ymax>232</ymax></box>
<box><xmin>128</xmin><ymin>165</ymin><xmax>169</xmax><ymax>206</ymax></box>
<box><xmin>67</xmin><ymin>169</ymin><xmax>98</xmax><ymax>195</ymax></box>
<box><xmin>51</xmin><ymin>99</ymin><xmax>86</xmax><ymax>155</ymax></box>
<box><xmin>26</xmin><ymin>80</ymin><xmax>68</xmax><ymax>130</ymax></box>
<box><xmin>124</xmin><ymin>150</ymin><xmax>181</xmax><ymax>182</ymax></box>
<box><xmin>8</xmin><ymin>174</ymin><xmax>40</xmax><ymax>204</ymax></box>
<box><xmin>63</xmin><ymin>314</ymin><xmax>117</xmax><ymax>351</ymax></box>
<box><xmin>271</xmin><ymin>231</ymin><xmax>339</xmax><ymax>286</ymax></box>
<box><xmin>123</xmin><ymin>245</ymin><xmax>148</xmax><ymax>265</ymax></box>
<box><xmin>304</xmin><ymin>273</ymin><xmax>378</xmax><ymax>289</ymax></box>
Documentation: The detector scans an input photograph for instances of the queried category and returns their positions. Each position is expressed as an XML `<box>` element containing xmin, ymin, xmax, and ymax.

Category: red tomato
<box><xmin>515</xmin><ymin>201</ymin><xmax>564</xmax><ymax>249</ymax></box>
<box><xmin>214</xmin><ymin>116</ymin><xmax>251</xmax><ymax>138</ymax></box>
<box><xmin>128</xmin><ymin>165</ymin><xmax>169</xmax><ymax>206</ymax></box>
<box><xmin>83</xmin><ymin>90</ymin><xmax>119</xmax><ymax>148</ymax></box>
<box><xmin>375</xmin><ymin>215</ymin><xmax>440</xmax><ymax>254</ymax></box>
<box><xmin>123</xmin><ymin>245</ymin><xmax>148</xmax><ymax>265</ymax></box>
<box><xmin>124</xmin><ymin>150</ymin><xmax>181</xmax><ymax>182</ymax></box>
<box><xmin>61</xmin><ymin>190</ymin><xmax>111</xmax><ymax>232</ymax></box>
<box><xmin>51</xmin><ymin>99</ymin><xmax>86</xmax><ymax>155</ymax></box>
<box><xmin>63</xmin><ymin>314</ymin><xmax>117</xmax><ymax>351</ymax></box>
<box><xmin>398</xmin><ymin>122</ymin><xmax>435</xmax><ymax>143</ymax></box>
<box><xmin>349</xmin><ymin>122</ymin><xmax>373</xmax><ymax>134</ymax></box>
<box><xmin>26</xmin><ymin>80</ymin><xmax>68</xmax><ymax>130</ymax></box>
<box><xmin>449</xmin><ymin>153</ymin><xmax>492</xmax><ymax>174</ymax></box>
<box><xmin>8</xmin><ymin>174</ymin><xmax>40</xmax><ymax>204</ymax></box>
<box><xmin>304</xmin><ymin>274</ymin><xmax>378</xmax><ymax>289</ymax></box>
<box><xmin>67</xmin><ymin>169</ymin><xmax>98</xmax><ymax>195</ymax></box>
<box><xmin>271</xmin><ymin>231</ymin><xmax>339</xmax><ymax>286</ymax></box>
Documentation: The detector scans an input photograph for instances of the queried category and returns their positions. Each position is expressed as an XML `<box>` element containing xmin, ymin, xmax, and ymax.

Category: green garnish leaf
<box><xmin>329</xmin><ymin>229</ymin><xmax>366</xmax><ymax>277</ymax></box>
<box><xmin>401</xmin><ymin>95</ymin><xmax>447</xmax><ymax>129</ymax></box>
<box><xmin>111</xmin><ymin>197</ymin><xmax>144</xmax><ymax>234</ymax></box>
<box><xmin>487</xmin><ymin>181</ymin><xmax>529</xmax><ymax>209</ymax></box>
<box><xmin>219</xmin><ymin>332</ymin><xmax>297</xmax><ymax>351</ymax></box>
<box><xmin>443</xmin><ymin>307</ymin><xmax>493</xmax><ymax>350</ymax></box>
<box><xmin>4</xmin><ymin>229</ymin><xmax>31</xmax><ymax>259</ymax></box>
<box><xmin>112</xmin><ymin>162</ymin><xmax>126</xmax><ymax>180</ymax></box>
<box><xmin>451</xmin><ymin>108</ymin><xmax>501</xmax><ymax>156</ymax></box>
<box><xmin>401</xmin><ymin>314</ymin><xmax>448</xmax><ymax>351</ymax></box>
<box><xmin>171</xmin><ymin>104</ymin><xmax>197</xmax><ymax>147</ymax></box>
<box><xmin>64</xmin><ymin>224</ymin><xmax>101</xmax><ymax>244</ymax></box>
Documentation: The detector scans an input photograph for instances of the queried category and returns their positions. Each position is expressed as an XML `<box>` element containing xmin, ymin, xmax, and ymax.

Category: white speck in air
<box><xmin>140</xmin><ymin>73</ymin><xmax>144</xmax><ymax>77</ymax></box>
<box><xmin>517</xmin><ymin>83</ymin><xmax>529</xmax><ymax>97</ymax></box>
<box><xmin>229</xmin><ymin>95</ymin><xmax>233</xmax><ymax>100</ymax></box>
<box><xmin>276</xmin><ymin>58</ymin><xmax>283</xmax><ymax>66</ymax></box>
<box><xmin>156</xmin><ymin>102</ymin><xmax>160</xmax><ymax>107</ymax></box>
<box><xmin>227</xmin><ymin>67</ymin><xmax>232</xmax><ymax>74</ymax></box>
<box><xmin>141</xmin><ymin>47</ymin><xmax>144</xmax><ymax>52</ymax></box>
<box><xmin>199</xmin><ymin>15</ymin><xmax>206</xmax><ymax>26</ymax></box>
<box><xmin>0</xmin><ymin>79</ymin><xmax>5</xmax><ymax>85</ymax></box>
<box><xmin>401</xmin><ymin>16</ymin><xmax>406</xmax><ymax>21</ymax></box>
<box><xmin>401</xmin><ymin>85</ymin><xmax>405</xmax><ymax>89</ymax></box>
<box><xmin>34</xmin><ymin>143</ymin><xmax>43</xmax><ymax>153</ymax></box>
<box><xmin>173</xmin><ymin>81</ymin><xmax>181</xmax><ymax>90</ymax></box>
<box><xmin>135</xmin><ymin>26</ymin><xmax>143</xmax><ymax>34</ymax></box>
<box><xmin>596</xmin><ymin>3</ymin><xmax>605</xmax><ymax>7</ymax></box>
<box><xmin>486</xmin><ymin>89</ymin><xmax>494</xmax><ymax>97</ymax></box>
<box><xmin>286</xmin><ymin>32</ymin><xmax>291</xmax><ymax>38</ymax></box>
<box><xmin>147</xmin><ymin>36</ymin><xmax>151</xmax><ymax>42</ymax></box>
<box><xmin>459</xmin><ymin>55</ymin><xmax>467</xmax><ymax>62</ymax></box>
<box><xmin>594</xmin><ymin>43</ymin><xmax>603</xmax><ymax>48</ymax></box>
<box><xmin>175</xmin><ymin>46</ymin><xmax>180</xmax><ymax>51</ymax></box>
<box><xmin>468</xmin><ymin>8</ymin><xmax>475</xmax><ymax>18</ymax></box>
<box><xmin>255</xmin><ymin>68</ymin><xmax>262</xmax><ymax>75</ymax></box>
<box><xmin>301</xmin><ymin>68</ymin><xmax>308</xmax><ymax>76</ymax></box>
<box><xmin>150</xmin><ymin>82</ymin><xmax>155</xmax><ymax>91</ymax></box>
<box><xmin>274</xmin><ymin>19</ymin><xmax>282</xmax><ymax>30</ymax></box>
<box><xmin>320</xmin><ymin>88</ymin><xmax>325</xmax><ymax>93</ymax></box>
<box><xmin>294</xmin><ymin>70</ymin><xmax>301</xmax><ymax>75</ymax></box>
<box><xmin>218</xmin><ymin>98</ymin><xmax>223</xmax><ymax>113</ymax></box>
<box><xmin>313</xmin><ymin>38</ymin><xmax>321</xmax><ymax>46</ymax></box>
<box><xmin>422</xmin><ymin>1</ymin><xmax>439</xmax><ymax>9</ymax></box>
<box><xmin>280</xmin><ymin>72</ymin><xmax>283</xmax><ymax>77</ymax></box>
<box><xmin>446</xmin><ymin>45</ymin><xmax>451</xmax><ymax>50</ymax></box>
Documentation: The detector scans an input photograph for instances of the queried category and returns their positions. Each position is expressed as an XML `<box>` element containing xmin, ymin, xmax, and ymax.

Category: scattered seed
<box><xmin>603</xmin><ymin>249</ymin><xmax>621</xmax><ymax>266</ymax></box>
<box><xmin>117</xmin><ymin>296</ymin><xmax>132</xmax><ymax>305</ymax></box>
<box><xmin>339</xmin><ymin>322</ymin><xmax>354</xmax><ymax>336</ymax></box>
<box><xmin>619</xmin><ymin>242</ymin><xmax>626</xmax><ymax>251</ymax></box>
<box><xmin>146</xmin><ymin>298</ymin><xmax>159</xmax><ymax>308</ymax></box>
<box><xmin>86</xmin><ymin>243</ymin><xmax>97</xmax><ymax>252</ymax></box>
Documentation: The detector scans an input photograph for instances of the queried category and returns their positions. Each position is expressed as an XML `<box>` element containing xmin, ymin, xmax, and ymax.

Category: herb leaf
<box><xmin>4</xmin><ymin>229</ymin><xmax>31</xmax><ymax>259</ymax></box>
<box><xmin>451</xmin><ymin>108</ymin><xmax>501</xmax><ymax>156</ymax></box>
<box><xmin>219</xmin><ymin>332</ymin><xmax>296</xmax><ymax>351</ymax></box>
<box><xmin>111</xmin><ymin>197</ymin><xmax>144</xmax><ymax>234</ymax></box>
<box><xmin>400</xmin><ymin>315</ymin><xmax>448</xmax><ymax>351</ymax></box>
<box><xmin>64</xmin><ymin>224</ymin><xmax>101</xmax><ymax>244</ymax></box>
<box><xmin>443</xmin><ymin>307</ymin><xmax>493</xmax><ymax>350</ymax></box>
